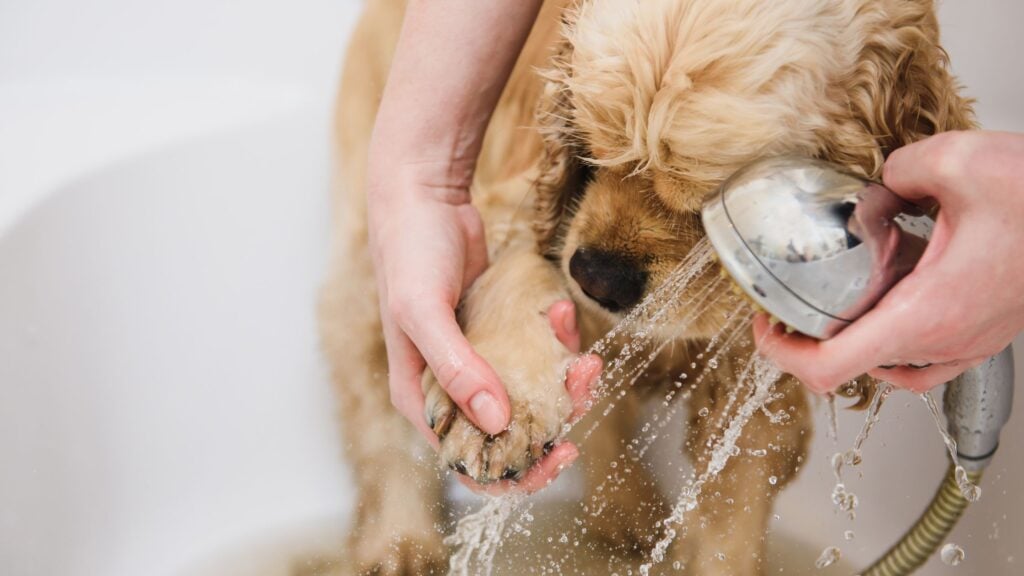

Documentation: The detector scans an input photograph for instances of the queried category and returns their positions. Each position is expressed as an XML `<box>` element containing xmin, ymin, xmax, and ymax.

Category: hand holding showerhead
<box><xmin>701</xmin><ymin>130</ymin><xmax>1024</xmax><ymax>576</ymax></box>
<box><xmin>707</xmin><ymin>131</ymin><xmax>1024</xmax><ymax>394</ymax></box>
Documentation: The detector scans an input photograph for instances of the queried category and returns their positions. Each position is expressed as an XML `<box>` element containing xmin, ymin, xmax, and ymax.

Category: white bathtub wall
<box><xmin>1</xmin><ymin>1</ymin><xmax>1023</xmax><ymax>576</ymax></box>
<box><xmin>0</xmin><ymin>0</ymin><xmax>361</xmax><ymax>235</ymax></box>
<box><xmin>939</xmin><ymin>1</ymin><xmax>1024</xmax><ymax>132</ymax></box>
<box><xmin>0</xmin><ymin>1</ymin><xmax>361</xmax><ymax>575</ymax></box>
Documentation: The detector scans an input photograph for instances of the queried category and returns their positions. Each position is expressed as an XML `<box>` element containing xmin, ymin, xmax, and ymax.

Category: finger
<box><xmin>457</xmin><ymin>204</ymin><xmax>489</xmax><ymax>291</ymax></box>
<box><xmin>883</xmin><ymin>132</ymin><xmax>973</xmax><ymax>210</ymax></box>
<box><xmin>566</xmin><ymin>354</ymin><xmax>602</xmax><ymax>420</ymax></box>
<box><xmin>548</xmin><ymin>299</ymin><xmax>581</xmax><ymax>353</ymax></box>
<box><xmin>380</xmin><ymin>317</ymin><xmax>440</xmax><ymax>449</ymax></box>
<box><xmin>868</xmin><ymin>357</ymin><xmax>987</xmax><ymax>394</ymax></box>
<box><xmin>752</xmin><ymin>302</ymin><xmax>917</xmax><ymax>394</ymax></box>
<box><xmin>456</xmin><ymin>442</ymin><xmax>580</xmax><ymax>496</ymax></box>
<box><xmin>752</xmin><ymin>314</ymin><xmax>835</xmax><ymax>393</ymax></box>
<box><xmin>398</xmin><ymin>300</ymin><xmax>511</xmax><ymax>435</ymax></box>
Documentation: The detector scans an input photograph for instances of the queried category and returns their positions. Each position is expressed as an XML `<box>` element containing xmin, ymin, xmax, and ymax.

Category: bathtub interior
<box><xmin>1</xmin><ymin>1</ymin><xmax>1023</xmax><ymax>575</ymax></box>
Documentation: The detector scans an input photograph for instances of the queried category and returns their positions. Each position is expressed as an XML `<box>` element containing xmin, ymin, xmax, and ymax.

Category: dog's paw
<box><xmin>422</xmin><ymin>369</ymin><xmax>571</xmax><ymax>484</ymax></box>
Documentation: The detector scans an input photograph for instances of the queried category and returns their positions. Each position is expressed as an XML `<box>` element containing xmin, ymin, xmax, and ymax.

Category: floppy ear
<box><xmin>823</xmin><ymin>0</ymin><xmax>976</xmax><ymax>178</ymax></box>
<box><xmin>532</xmin><ymin>36</ymin><xmax>592</xmax><ymax>259</ymax></box>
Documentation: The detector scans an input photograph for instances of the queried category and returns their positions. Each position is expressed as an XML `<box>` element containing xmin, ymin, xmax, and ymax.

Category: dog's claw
<box><xmin>422</xmin><ymin>369</ymin><xmax>456</xmax><ymax>438</ymax></box>
<box><xmin>427</xmin><ymin>406</ymin><xmax>455</xmax><ymax>439</ymax></box>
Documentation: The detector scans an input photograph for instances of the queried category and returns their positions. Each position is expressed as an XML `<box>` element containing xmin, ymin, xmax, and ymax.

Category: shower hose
<box><xmin>859</xmin><ymin>464</ymin><xmax>982</xmax><ymax>576</ymax></box>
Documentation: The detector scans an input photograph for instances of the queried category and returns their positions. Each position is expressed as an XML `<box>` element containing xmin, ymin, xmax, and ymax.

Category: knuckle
<box><xmin>927</xmin><ymin>131</ymin><xmax>973</xmax><ymax>184</ymax></box>
<box><xmin>433</xmin><ymin>359</ymin><xmax>469</xmax><ymax>395</ymax></box>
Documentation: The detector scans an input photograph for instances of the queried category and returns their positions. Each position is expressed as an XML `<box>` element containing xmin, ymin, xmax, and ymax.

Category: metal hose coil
<box><xmin>860</xmin><ymin>465</ymin><xmax>982</xmax><ymax>576</ymax></box>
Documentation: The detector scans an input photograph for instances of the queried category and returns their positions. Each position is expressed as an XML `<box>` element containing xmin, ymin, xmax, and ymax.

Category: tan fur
<box><xmin>320</xmin><ymin>0</ymin><xmax>972</xmax><ymax>573</ymax></box>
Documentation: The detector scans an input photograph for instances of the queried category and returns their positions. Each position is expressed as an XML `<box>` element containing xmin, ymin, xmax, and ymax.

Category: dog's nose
<box><xmin>569</xmin><ymin>248</ymin><xmax>647</xmax><ymax>312</ymax></box>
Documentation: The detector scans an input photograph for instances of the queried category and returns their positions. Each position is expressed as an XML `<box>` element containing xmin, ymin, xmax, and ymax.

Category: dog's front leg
<box><xmin>422</xmin><ymin>242</ymin><xmax>576</xmax><ymax>484</ymax></box>
<box><xmin>675</xmin><ymin>355</ymin><xmax>811</xmax><ymax>575</ymax></box>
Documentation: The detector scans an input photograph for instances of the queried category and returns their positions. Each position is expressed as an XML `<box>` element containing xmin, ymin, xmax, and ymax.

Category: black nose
<box><xmin>569</xmin><ymin>249</ymin><xmax>647</xmax><ymax>312</ymax></box>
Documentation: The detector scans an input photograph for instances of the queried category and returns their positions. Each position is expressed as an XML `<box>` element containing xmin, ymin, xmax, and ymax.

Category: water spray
<box><xmin>701</xmin><ymin>156</ymin><xmax>1015</xmax><ymax>575</ymax></box>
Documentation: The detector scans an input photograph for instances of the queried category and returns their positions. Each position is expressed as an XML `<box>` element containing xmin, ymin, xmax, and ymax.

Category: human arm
<box><xmin>366</xmin><ymin>0</ymin><xmax>597</xmax><ymax>488</ymax></box>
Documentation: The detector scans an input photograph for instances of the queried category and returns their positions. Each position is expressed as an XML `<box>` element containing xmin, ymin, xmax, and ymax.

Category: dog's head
<box><xmin>533</xmin><ymin>0</ymin><xmax>973</xmax><ymax>337</ymax></box>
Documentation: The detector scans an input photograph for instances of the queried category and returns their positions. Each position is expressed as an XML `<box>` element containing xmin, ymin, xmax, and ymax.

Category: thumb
<box><xmin>399</xmin><ymin>299</ymin><xmax>511</xmax><ymax>435</ymax></box>
<box><xmin>882</xmin><ymin>132</ymin><xmax>975</xmax><ymax>211</ymax></box>
<box><xmin>458</xmin><ymin>204</ymin><xmax>489</xmax><ymax>291</ymax></box>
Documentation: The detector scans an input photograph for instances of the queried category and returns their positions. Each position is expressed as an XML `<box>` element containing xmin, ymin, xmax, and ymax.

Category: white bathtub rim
<box><xmin>0</xmin><ymin>73</ymin><xmax>327</xmax><ymax>240</ymax></box>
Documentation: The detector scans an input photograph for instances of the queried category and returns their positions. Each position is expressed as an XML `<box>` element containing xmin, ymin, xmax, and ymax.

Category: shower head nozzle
<box><xmin>701</xmin><ymin>156</ymin><xmax>933</xmax><ymax>339</ymax></box>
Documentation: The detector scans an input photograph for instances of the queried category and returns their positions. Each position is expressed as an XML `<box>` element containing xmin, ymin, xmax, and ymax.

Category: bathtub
<box><xmin>1</xmin><ymin>1</ymin><xmax>1022</xmax><ymax>575</ymax></box>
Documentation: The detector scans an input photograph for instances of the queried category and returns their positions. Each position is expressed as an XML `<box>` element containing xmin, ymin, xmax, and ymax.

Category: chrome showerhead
<box><xmin>701</xmin><ymin>156</ymin><xmax>933</xmax><ymax>339</ymax></box>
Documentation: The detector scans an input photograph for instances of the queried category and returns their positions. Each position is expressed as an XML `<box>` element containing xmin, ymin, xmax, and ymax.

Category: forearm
<box><xmin>369</xmin><ymin>0</ymin><xmax>544</xmax><ymax>190</ymax></box>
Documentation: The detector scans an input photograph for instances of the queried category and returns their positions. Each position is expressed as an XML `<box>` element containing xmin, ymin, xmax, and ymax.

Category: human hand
<box><xmin>452</xmin><ymin>299</ymin><xmax>602</xmax><ymax>495</ymax></box>
<box><xmin>754</xmin><ymin>131</ymin><xmax>1024</xmax><ymax>393</ymax></box>
<box><xmin>368</xmin><ymin>167</ymin><xmax>602</xmax><ymax>473</ymax></box>
<box><xmin>368</xmin><ymin>165</ymin><xmax>506</xmax><ymax>445</ymax></box>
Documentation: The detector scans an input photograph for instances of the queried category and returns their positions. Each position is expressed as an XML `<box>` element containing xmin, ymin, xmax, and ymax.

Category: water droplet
<box><xmin>844</xmin><ymin>530</ymin><xmax>855</xmax><ymax>541</ymax></box>
<box><xmin>941</xmin><ymin>543</ymin><xmax>965</xmax><ymax>566</ymax></box>
<box><xmin>698</xmin><ymin>407</ymin><xmax>710</xmax><ymax>417</ymax></box>
<box><xmin>955</xmin><ymin>467</ymin><xmax>982</xmax><ymax>502</ymax></box>
<box><xmin>815</xmin><ymin>546</ymin><xmax>841</xmax><ymax>569</ymax></box>
<box><xmin>768</xmin><ymin>475</ymin><xmax>778</xmax><ymax>485</ymax></box>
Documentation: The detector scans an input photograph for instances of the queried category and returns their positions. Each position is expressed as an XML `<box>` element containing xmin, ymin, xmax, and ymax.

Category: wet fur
<box><xmin>319</xmin><ymin>0</ymin><xmax>973</xmax><ymax>573</ymax></box>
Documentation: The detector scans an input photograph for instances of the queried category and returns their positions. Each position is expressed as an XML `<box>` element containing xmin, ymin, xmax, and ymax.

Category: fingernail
<box><xmin>562</xmin><ymin>304</ymin><xmax>576</xmax><ymax>335</ymax></box>
<box><xmin>470</xmin><ymin>391</ymin><xmax>506</xmax><ymax>434</ymax></box>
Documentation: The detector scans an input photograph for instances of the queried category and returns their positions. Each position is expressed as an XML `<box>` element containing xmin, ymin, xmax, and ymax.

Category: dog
<box><xmin>318</xmin><ymin>0</ymin><xmax>973</xmax><ymax>573</ymax></box>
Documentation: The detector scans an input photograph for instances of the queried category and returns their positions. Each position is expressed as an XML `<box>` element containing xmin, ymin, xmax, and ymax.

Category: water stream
<box><xmin>441</xmin><ymin>236</ymin><xmax>990</xmax><ymax>575</ymax></box>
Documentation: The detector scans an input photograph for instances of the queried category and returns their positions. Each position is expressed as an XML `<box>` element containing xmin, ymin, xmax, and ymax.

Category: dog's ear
<box><xmin>824</xmin><ymin>0</ymin><xmax>976</xmax><ymax>178</ymax></box>
<box><xmin>533</xmin><ymin>37</ymin><xmax>591</xmax><ymax>259</ymax></box>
